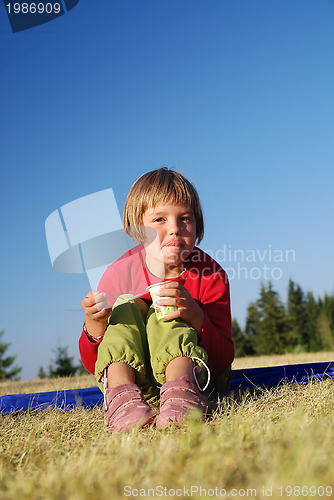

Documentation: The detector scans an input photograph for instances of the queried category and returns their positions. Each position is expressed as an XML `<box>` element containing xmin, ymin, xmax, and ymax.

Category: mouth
<box><xmin>164</xmin><ymin>240</ymin><xmax>184</xmax><ymax>248</ymax></box>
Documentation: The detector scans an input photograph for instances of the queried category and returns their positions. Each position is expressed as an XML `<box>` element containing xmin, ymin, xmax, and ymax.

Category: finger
<box><xmin>90</xmin><ymin>306</ymin><xmax>111</xmax><ymax>320</ymax></box>
<box><xmin>91</xmin><ymin>311</ymin><xmax>110</xmax><ymax>321</ymax></box>
<box><xmin>92</xmin><ymin>291</ymin><xmax>107</xmax><ymax>302</ymax></box>
<box><xmin>163</xmin><ymin>309</ymin><xmax>182</xmax><ymax>320</ymax></box>
<box><xmin>157</xmin><ymin>287</ymin><xmax>184</xmax><ymax>298</ymax></box>
<box><xmin>84</xmin><ymin>292</ymin><xmax>108</xmax><ymax>309</ymax></box>
<box><xmin>156</xmin><ymin>297</ymin><xmax>184</xmax><ymax>308</ymax></box>
<box><xmin>83</xmin><ymin>292</ymin><xmax>102</xmax><ymax>306</ymax></box>
<box><xmin>89</xmin><ymin>301</ymin><xmax>111</xmax><ymax>314</ymax></box>
<box><xmin>159</xmin><ymin>281</ymin><xmax>183</xmax><ymax>291</ymax></box>
<box><xmin>84</xmin><ymin>289</ymin><xmax>100</xmax><ymax>299</ymax></box>
<box><xmin>157</xmin><ymin>289</ymin><xmax>177</xmax><ymax>298</ymax></box>
<box><xmin>95</xmin><ymin>299</ymin><xmax>110</xmax><ymax>312</ymax></box>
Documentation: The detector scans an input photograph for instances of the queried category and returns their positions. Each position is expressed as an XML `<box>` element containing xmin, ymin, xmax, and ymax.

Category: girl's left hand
<box><xmin>156</xmin><ymin>282</ymin><xmax>205</xmax><ymax>337</ymax></box>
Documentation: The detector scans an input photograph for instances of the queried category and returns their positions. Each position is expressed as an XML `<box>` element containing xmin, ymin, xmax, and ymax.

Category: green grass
<box><xmin>1</xmin><ymin>354</ymin><xmax>334</xmax><ymax>500</ymax></box>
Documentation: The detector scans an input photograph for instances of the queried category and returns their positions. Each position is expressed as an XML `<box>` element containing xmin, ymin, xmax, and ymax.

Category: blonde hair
<box><xmin>123</xmin><ymin>167</ymin><xmax>204</xmax><ymax>244</ymax></box>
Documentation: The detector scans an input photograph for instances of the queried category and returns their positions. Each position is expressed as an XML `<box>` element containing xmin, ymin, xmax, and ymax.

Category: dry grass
<box><xmin>1</xmin><ymin>354</ymin><xmax>334</xmax><ymax>499</ymax></box>
<box><xmin>0</xmin><ymin>374</ymin><xmax>96</xmax><ymax>397</ymax></box>
<box><xmin>232</xmin><ymin>350</ymin><xmax>334</xmax><ymax>369</ymax></box>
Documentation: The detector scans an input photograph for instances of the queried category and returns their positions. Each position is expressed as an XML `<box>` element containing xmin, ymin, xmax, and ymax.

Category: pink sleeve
<box><xmin>79</xmin><ymin>324</ymin><xmax>103</xmax><ymax>375</ymax></box>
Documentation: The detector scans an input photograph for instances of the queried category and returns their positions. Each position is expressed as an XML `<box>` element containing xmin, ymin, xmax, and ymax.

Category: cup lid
<box><xmin>146</xmin><ymin>280</ymin><xmax>174</xmax><ymax>291</ymax></box>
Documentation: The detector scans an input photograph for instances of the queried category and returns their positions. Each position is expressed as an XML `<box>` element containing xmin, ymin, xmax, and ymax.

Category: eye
<box><xmin>153</xmin><ymin>217</ymin><xmax>165</xmax><ymax>223</ymax></box>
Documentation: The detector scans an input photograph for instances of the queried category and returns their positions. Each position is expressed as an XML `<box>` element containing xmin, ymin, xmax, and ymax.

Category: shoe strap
<box><xmin>192</xmin><ymin>357</ymin><xmax>211</xmax><ymax>392</ymax></box>
<box><xmin>102</xmin><ymin>368</ymin><xmax>108</xmax><ymax>410</ymax></box>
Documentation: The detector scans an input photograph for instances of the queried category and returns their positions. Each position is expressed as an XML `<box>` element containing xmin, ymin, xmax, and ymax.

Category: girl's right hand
<box><xmin>82</xmin><ymin>290</ymin><xmax>112</xmax><ymax>322</ymax></box>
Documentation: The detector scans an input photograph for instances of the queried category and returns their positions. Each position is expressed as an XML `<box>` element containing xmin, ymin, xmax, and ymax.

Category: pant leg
<box><xmin>205</xmin><ymin>366</ymin><xmax>232</xmax><ymax>396</ymax></box>
<box><xmin>95</xmin><ymin>296</ymin><xmax>152</xmax><ymax>394</ymax></box>
<box><xmin>146</xmin><ymin>304</ymin><xmax>208</xmax><ymax>386</ymax></box>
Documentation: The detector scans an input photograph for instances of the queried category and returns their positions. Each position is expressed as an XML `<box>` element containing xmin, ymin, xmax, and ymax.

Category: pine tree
<box><xmin>242</xmin><ymin>303</ymin><xmax>258</xmax><ymax>355</ymax></box>
<box><xmin>49</xmin><ymin>344</ymin><xmax>78</xmax><ymax>378</ymax></box>
<box><xmin>304</xmin><ymin>292</ymin><xmax>322</xmax><ymax>351</ymax></box>
<box><xmin>232</xmin><ymin>319</ymin><xmax>245</xmax><ymax>357</ymax></box>
<box><xmin>246</xmin><ymin>282</ymin><xmax>288</xmax><ymax>355</ymax></box>
<box><xmin>320</xmin><ymin>293</ymin><xmax>334</xmax><ymax>338</ymax></box>
<box><xmin>0</xmin><ymin>330</ymin><xmax>21</xmax><ymax>380</ymax></box>
<box><xmin>245</xmin><ymin>303</ymin><xmax>260</xmax><ymax>338</ymax></box>
<box><xmin>38</xmin><ymin>366</ymin><xmax>47</xmax><ymax>378</ymax></box>
<box><xmin>316</xmin><ymin>313</ymin><xmax>334</xmax><ymax>351</ymax></box>
<box><xmin>286</xmin><ymin>280</ymin><xmax>308</xmax><ymax>350</ymax></box>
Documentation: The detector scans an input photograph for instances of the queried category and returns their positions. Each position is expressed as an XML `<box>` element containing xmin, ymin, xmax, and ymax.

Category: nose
<box><xmin>169</xmin><ymin>217</ymin><xmax>181</xmax><ymax>235</ymax></box>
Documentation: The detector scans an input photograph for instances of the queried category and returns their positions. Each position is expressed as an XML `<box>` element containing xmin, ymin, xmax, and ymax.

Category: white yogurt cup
<box><xmin>146</xmin><ymin>281</ymin><xmax>177</xmax><ymax>320</ymax></box>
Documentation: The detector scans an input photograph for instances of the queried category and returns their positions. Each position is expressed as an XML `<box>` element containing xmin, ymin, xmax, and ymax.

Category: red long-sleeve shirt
<box><xmin>79</xmin><ymin>245</ymin><xmax>234</xmax><ymax>377</ymax></box>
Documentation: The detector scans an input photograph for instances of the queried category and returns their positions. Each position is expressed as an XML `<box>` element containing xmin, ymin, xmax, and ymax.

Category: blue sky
<box><xmin>1</xmin><ymin>0</ymin><xmax>334</xmax><ymax>381</ymax></box>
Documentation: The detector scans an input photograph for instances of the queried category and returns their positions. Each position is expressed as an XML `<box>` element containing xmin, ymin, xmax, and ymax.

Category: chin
<box><xmin>163</xmin><ymin>250</ymin><xmax>183</xmax><ymax>262</ymax></box>
<box><xmin>164</xmin><ymin>258</ymin><xmax>181</xmax><ymax>267</ymax></box>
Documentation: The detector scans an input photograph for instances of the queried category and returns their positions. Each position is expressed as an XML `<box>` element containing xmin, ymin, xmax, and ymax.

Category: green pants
<box><xmin>95</xmin><ymin>295</ymin><xmax>208</xmax><ymax>399</ymax></box>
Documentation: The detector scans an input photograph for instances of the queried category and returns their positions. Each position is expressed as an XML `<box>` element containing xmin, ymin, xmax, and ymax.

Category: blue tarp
<box><xmin>0</xmin><ymin>386</ymin><xmax>104</xmax><ymax>414</ymax></box>
<box><xmin>1</xmin><ymin>361</ymin><xmax>333</xmax><ymax>414</ymax></box>
<box><xmin>229</xmin><ymin>361</ymin><xmax>334</xmax><ymax>391</ymax></box>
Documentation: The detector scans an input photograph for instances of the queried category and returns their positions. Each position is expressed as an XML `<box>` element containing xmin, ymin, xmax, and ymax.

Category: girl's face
<box><xmin>142</xmin><ymin>203</ymin><xmax>197</xmax><ymax>278</ymax></box>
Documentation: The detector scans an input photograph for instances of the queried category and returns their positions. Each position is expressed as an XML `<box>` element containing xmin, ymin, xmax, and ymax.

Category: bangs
<box><xmin>142</xmin><ymin>170</ymin><xmax>196</xmax><ymax>212</ymax></box>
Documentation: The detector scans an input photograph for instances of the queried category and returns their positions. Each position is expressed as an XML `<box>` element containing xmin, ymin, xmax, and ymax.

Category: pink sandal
<box><xmin>104</xmin><ymin>383</ymin><xmax>155</xmax><ymax>433</ymax></box>
<box><xmin>156</xmin><ymin>376</ymin><xmax>208</xmax><ymax>429</ymax></box>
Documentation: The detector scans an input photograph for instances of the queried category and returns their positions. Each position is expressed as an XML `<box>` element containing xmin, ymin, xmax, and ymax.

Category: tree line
<box><xmin>0</xmin><ymin>330</ymin><xmax>21</xmax><ymax>381</ymax></box>
<box><xmin>1</xmin><ymin>278</ymin><xmax>334</xmax><ymax>380</ymax></box>
<box><xmin>233</xmin><ymin>279</ymin><xmax>334</xmax><ymax>357</ymax></box>
<box><xmin>0</xmin><ymin>332</ymin><xmax>87</xmax><ymax>381</ymax></box>
<box><xmin>37</xmin><ymin>344</ymin><xmax>88</xmax><ymax>379</ymax></box>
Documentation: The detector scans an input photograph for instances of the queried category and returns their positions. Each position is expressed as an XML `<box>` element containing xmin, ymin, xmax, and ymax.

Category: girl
<box><xmin>80</xmin><ymin>167</ymin><xmax>234</xmax><ymax>432</ymax></box>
